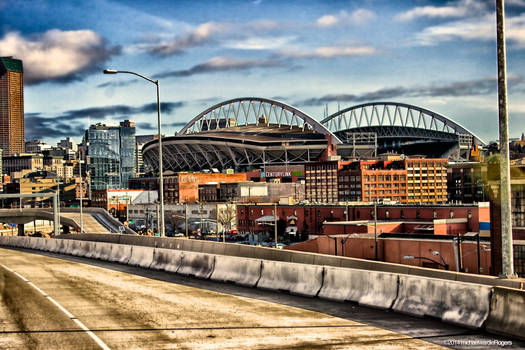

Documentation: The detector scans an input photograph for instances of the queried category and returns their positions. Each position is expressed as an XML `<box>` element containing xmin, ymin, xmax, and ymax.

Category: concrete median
<box><xmin>119</xmin><ymin>235</ymin><xmax>157</xmax><ymax>247</ymax></box>
<box><xmin>30</xmin><ymin>237</ymin><xmax>45</xmax><ymax>250</ymax></box>
<box><xmin>51</xmin><ymin>238</ymin><xmax>69</xmax><ymax>254</ymax></box>
<box><xmin>393</xmin><ymin>275</ymin><xmax>491</xmax><ymax>328</ymax></box>
<box><xmin>177</xmin><ymin>251</ymin><xmax>215</xmax><ymax>279</ymax></box>
<box><xmin>42</xmin><ymin>238</ymin><xmax>56</xmax><ymax>252</ymax></box>
<box><xmin>127</xmin><ymin>245</ymin><xmax>154</xmax><ymax>268</ymax></box>
<box><xmin>210</xmin><ymin>255</ymin><xmax>262</xmax><ymax>287</ymax></box>
<box><xmin>92</xmin><ymin>242</ymin><xmax>112</xmax><ymax>260</ymax></box>
<box><xmin>486</xmin><ymin>287</ymin><xmax>525</xmax><ymax>340</ymax></box>
<box><xmin>150</xmin><ymin>248</ymin><xmax>183</xmax><ymax>272</ymax></box>
<box><xmin>319</xmin><ymin>267</ymin><xmax>399</xmax><ymax>309</ymax></box>
<box><xmin>108</xmin><ymin>244</ymin><xmax>132</xmax><ymax>264</ymax></box>
<box><xmin>257</xmin><ymin>260</ymin><xmax>324</xmax><ymax>297</ymax></box>
<box><xmin>66</xmin><ymin>239</ymin><xmax>82</xmax><ymax>255</ymax></box>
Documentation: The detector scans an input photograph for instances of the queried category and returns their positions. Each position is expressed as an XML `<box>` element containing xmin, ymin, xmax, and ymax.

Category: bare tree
<box><xmin>217</xmin><ymin>203</ymin><xmax>236</xmax><ymax>233</ymax></box>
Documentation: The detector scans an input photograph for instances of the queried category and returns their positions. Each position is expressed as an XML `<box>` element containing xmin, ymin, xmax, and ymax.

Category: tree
<box><xmin>217</xmin><ymin>203</ymin><xmax>236</xmax><ymax>233</ymax></box>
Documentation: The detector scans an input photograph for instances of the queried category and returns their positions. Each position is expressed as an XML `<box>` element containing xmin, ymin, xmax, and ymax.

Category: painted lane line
<box><xmin>0</xmin><ymin>264</ymin><xmax>111</xmax><ymax>350</ymax></box>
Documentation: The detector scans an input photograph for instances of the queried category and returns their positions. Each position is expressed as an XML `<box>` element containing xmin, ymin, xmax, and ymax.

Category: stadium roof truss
<box><xmin>179</xmin><ymin>97</ymin><xmax>341</xmax><ymax>143</ymax></box>
<box><xmin>321</xmin><ymin>102</ymin><xmax>484</xmax><ymax>146</ymax></box>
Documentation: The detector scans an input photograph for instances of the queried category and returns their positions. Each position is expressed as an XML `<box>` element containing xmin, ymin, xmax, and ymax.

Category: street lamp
<box><xmin>103</xmin><ymin>69</ymin><xmax>165</xmax><ymax>237</ymax></box>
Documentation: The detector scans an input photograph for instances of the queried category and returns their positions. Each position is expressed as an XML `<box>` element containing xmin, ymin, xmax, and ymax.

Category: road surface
<box><xmin>0</xmin><ymin>247</ymin><xmax>521</xmax><ymax>349</ymax></box>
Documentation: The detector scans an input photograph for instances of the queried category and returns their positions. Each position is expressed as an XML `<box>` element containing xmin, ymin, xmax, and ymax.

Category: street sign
<box><xmin>122</xmin><ymin>197</ymin><xmax>130</xmax><ymax>200</ymax></box>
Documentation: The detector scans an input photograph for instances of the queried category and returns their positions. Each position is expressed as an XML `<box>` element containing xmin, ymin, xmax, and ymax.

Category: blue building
<box><xmin>85</xmin><ymin>120</ymin><xmax>136</xmax><ymax>190</ymax></box>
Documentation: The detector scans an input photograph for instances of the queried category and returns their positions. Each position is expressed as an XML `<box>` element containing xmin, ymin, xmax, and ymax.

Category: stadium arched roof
<box><xmin>321</xmin><ymin>102</ymin><xmax>484</xmax><ymax>146</ymax></box>
<box><xmin>179</xmin><ymin>97</ymin><xmax>341</xmax><ymax>144</ymax></box>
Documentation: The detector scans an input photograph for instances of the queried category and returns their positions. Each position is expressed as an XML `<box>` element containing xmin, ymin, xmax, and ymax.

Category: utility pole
<box><xmin>185</xmin><ymin>203</ymin><xmax>188</xmax><ymax>237</ymax></box>
<box><xmin>374</xmin><ymin>200</ymin><xmax>378</xmax><ymax>260</ymax></box>
<box><xmin>496</xmin><ymin>0</ymin><xmax>515</xmax><ymax>277</ymax></box>
<box><xmin>274</xmin><ymin>203</ymin><xmax>278</xmax><ymax>248</ymax></box>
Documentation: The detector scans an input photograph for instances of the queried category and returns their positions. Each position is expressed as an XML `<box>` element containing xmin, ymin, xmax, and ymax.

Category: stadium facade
<box><xmin>142</xmin><ymin>98</ymin><xmax>484</xmax><ymax>173</ymax></box>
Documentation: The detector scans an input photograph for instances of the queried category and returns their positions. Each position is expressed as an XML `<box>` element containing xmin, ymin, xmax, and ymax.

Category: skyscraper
<box><xmin>0</xmin><ymin>57</ymin><xmax>24</xmax><ymax>156</ymax></box>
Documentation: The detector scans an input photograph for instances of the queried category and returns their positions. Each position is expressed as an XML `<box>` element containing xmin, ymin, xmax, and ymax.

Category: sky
<box><xmin>1</xmin><ymin>0</ymin><xmax>525</xmax><ymax>145</ymax></box>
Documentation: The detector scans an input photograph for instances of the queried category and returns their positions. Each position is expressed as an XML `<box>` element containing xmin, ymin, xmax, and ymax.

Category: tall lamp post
<box><xmin>103</xmin><ymin>69</ymin><xmax>165</xmax><ymax>237</ymax></box>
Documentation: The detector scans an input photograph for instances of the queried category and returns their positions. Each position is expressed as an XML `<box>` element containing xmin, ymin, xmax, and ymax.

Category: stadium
<box><xmin>142</xmin><ymin>97</ymin><xmax>484</xmax><ymax>173</ymax></box>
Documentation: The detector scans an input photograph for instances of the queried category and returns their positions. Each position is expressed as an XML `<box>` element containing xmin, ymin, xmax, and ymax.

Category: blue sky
<box><xmin>1</xmin><ymin>0</ymin><xmax>525</xmax><ymax>145</ymax></box>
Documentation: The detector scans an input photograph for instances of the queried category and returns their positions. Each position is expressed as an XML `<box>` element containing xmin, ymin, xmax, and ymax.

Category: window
<box><xmin>385</xmin><ymin>210</ymin><xmax>389</xmax><ymax>219</ymax></box>
<box><xmin>449</xmin><ymin>210</ymin><xmax>454</xmax><ymax>219</ymax></box>
<box><xmin>433</xmin><ymin>210</ymin><xmax>437</xmax><ymax>219</ymax></box>
<box><xmin>416</xmin><ymin>210</ymin><xmax>421</xmax><ymax>219</ymax></box>
<box><xmin>400</xmin><ymin>210</ymin><xmax>405</xmax><ymax>218</ymax></box>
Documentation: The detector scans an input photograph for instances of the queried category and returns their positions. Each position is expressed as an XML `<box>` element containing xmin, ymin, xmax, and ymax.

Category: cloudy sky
<box><xmin>1</xmin><ymin>0</ymin><xmax>525</xmax><ymax>145</ymax></box>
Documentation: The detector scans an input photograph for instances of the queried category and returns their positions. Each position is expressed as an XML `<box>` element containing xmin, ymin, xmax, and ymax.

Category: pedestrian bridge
<box><xmin>0</xmin><ymin>208</ymin><xmax>135</xmax><ymax>235</ymax></box>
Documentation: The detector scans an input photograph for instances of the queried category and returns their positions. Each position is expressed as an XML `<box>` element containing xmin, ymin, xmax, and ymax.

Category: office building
<box><xmin>85</xmin><ymin>121</ymin><xmax>136</xmax><ymax>191</ymax></box>
<box><xmin>0</xmin><ymin>57</ymin><xmax>24</xmax><ymax>156</ymax></box>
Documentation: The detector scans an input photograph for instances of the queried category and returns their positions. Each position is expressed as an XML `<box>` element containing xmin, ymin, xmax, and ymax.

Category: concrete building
<box><xmin>57</xmin><ymin>137</ymin><xmax>78</xmax><ymax>152</ymax></box>
<box><xmin>0</xmin><ymin>57</ymin><xmax>24</xmax><ymax>156</ymax></box>
<box><xmin>215</xmin><ymin>182</ymin><xmax>305</xmax><ymax>204</ymax></box>
<box><xmin>25</xmin><ymin>140</ymin><xmax>52</xmax><ymax>154</ymax></box>
<box><xmin>2</xmin><ymin>153</ymin><xmax>43</xmax><ymax>176</ymax></box>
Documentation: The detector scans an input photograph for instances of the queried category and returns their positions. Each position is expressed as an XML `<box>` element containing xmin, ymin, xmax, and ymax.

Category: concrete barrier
<box><xmin>486</xmin><ymin>287</ymin><xmax>525</xmax><ymax>340</ymax></box>
<box><xmin>51</xmin><ymin>238</ymin><xmax>69</xmax><ymax>254</ymax></box>
<box><xmin>127</xmin><ymin>245</ymin><xmax>154</xmax><ymax>268</ymax></box>
<box><xmin>108</xmin><ymin>244</ymin><xmax>132</xmax><ymax>264</ymax></box>
<box><xmin>289</xmin><ymin>251</ymin><xmax>316</xmax><ymax>265</ymax></box>
<box><xmin>393</xmin><ymin>275</ymin><xmax>491</xmax><ymax>328</ymax></box>
<box><xmin>73</xmin><ymin>240</ymin><xmax>91</xmax><ymax>257</ymax></box>
<box><xmin>22</xmin><ymin>237</ymin><xmax>32</xmax><ymax>249</ymax></box>
<box><xmin>318</xmin><ymin>267</ymin><xmax>398</xmax><ymax>309</ymax></box>
<box><xmin>42</xmin><ymin>238</ymin><xmax>56</xmax><ymax>252</ymax></box>
<box><xmin>210</xmin><ymin>255</ymin><xmax>262</xmax><ymax>287</ymax></box>
<box><xmin>67</xmin><ymin>239</ymin><xmax>83</xmax><ymax>256</ymax></box>
<box><xmin>257</xmin><ymin>260</ymin><xmax>324</xmax><ymax>297</ymax></box>
<box><xmin>177</xmin><ymin>251</ymin><xmax>215</xmax><ymax>279</ymax></box>
<box><xmin>150</xmin><ymin>248</ymin><xmax>183</xmax><ymax>272</ymax></box>
<box><xmin>30</xmin><ymin>237</ymin><xmax>45</xmax><ymax>250</ymax></box>
<box><xmin>91</xmin><ymin>242</ymin><xmax>112</xmax><ymax>260</ymax></box>
<box><xmin>80</xmin><ymin>241</ymin><xmax>97</xmax><ymax>258</ymax></box>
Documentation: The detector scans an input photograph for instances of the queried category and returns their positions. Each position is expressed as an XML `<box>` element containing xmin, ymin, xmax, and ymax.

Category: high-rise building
<box><xmin>85</xmin><ymin>121</ymin><xmax>136</xmax><ymax>191</ymax></box>
<box><xmin>119</xmin><ymin>120</ymin><xmax>137</xmax><ymax>187</ymax></box>
<box><xmin>0</xmin><ymin>57</ymin><xmax>24</xmax><ymax>156</ymax></box>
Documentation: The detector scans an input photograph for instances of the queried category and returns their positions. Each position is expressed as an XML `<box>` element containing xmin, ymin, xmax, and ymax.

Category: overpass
<box><xmin>0</xmin><ymin>235</ymin><xmax>523</xmax><ymax>348</ymax></box>
<box><xmin>0</xmin><ymin>207</ymin><xmax>136</xmax><ymax>235</ymax></box>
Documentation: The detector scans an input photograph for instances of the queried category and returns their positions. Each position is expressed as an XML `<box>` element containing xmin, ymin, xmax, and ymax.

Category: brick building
<box><xmin>236</xmin><ymin>203</ymin><xmax>489</xmax><ymax>238</ymax></box>
<box><xmin>306</xmin><ymin>157</ymin><xmax>448</xmax><ymax>204</ymax></box>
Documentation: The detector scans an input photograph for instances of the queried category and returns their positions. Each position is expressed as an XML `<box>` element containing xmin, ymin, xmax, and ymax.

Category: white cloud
<box><xmin>0</xmin><ymin>29</ymin><xmax>119</xmax><ymax>85</ymax></box>
<box><xmin>279</xmin><ymin>46</ymin><xmax>377</xmax><ymax>59</ymax></box>
<box><xmin>316</xmin><ymin>9</ymin><xmax>376</xmax><ymax>27</ymax></box>
<box><xmin>414</xmin><ymin>13</ymin><xmax>525</xmax><ymax>47</ymax></box>
<box><xmin>223</xmin><ymin>36</ymin><xmax>295</xmax><ymax>50</ymax></box>
<box><xmin>147</xmin><ymin>21</ymin><xmax>229</xmax><ymax>56</ymax></box>
<box><xmin>395</xmin><ymin>0</ymin><xmax>487</xmax><ymax>22</ymax></box>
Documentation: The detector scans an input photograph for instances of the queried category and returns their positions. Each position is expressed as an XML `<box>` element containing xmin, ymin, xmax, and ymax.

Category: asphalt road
<box><xmin>0</xmin><ymin>247</ymin><xmax>522</xmax><ymax>350</ymax></box>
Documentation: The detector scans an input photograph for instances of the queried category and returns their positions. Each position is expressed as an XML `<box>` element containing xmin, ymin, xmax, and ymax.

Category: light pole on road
<box><xmin>103</xmin><ymin>69</ymin><xmax>165</xmax><ymax>237</ymax></box>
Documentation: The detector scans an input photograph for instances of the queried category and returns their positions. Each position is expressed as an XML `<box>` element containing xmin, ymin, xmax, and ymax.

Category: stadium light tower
<box><xmin>103</xmin><ymin>69</ymin><xmax>165</xmax><ymax>237</ymax></box>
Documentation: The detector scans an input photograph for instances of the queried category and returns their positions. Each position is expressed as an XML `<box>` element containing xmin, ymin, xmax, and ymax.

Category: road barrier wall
<box><xmin>150</xmin><ymin>248</ymin><xmax>182</xmax><ymax>273</ymax></box>
<box><xmin>177</xmin><ymin>251</ymin><xmax>215</xmax><ymax>279</ymax></box>
<box><xmin>2</xmin><ymin>236</ymin><xmax>525</xmax><ymax>340</ymax></box>
<box><xmin>93</xmin><ymin>242</ymin><xmax>113</xmax><ymax>260</ymax></box>
<box><xmin>128</xmin><ymin>245</ymin><xmax>154</xmax><ymax>268</ymax></box>
<box><xmin>108</xmin><ymin>243</ymin><xmax>132</xmax><ymax>264</ymax></box>
<box><xmin>319</xmin><ymin>267</ymin><xmax>398</xmax><ymax>309</ymax></box>
<box><xmin>486</xmin><ymin>287</ymin><xmax>525</xmax><ymax>340</ymax></box>
<box><xmin>393</xmin><ymin>275</ymin><xmax>491</xmax><ymax>328</ymax></box>
<box><xmin>210</xmin><ymin>255</ymin><xmax>262</xmax><ymax>287</ymax></box>
<box><xmin>258</xmin><ymin>260</ymin><xmax>323</xmax><ymax>297</ymax></box>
